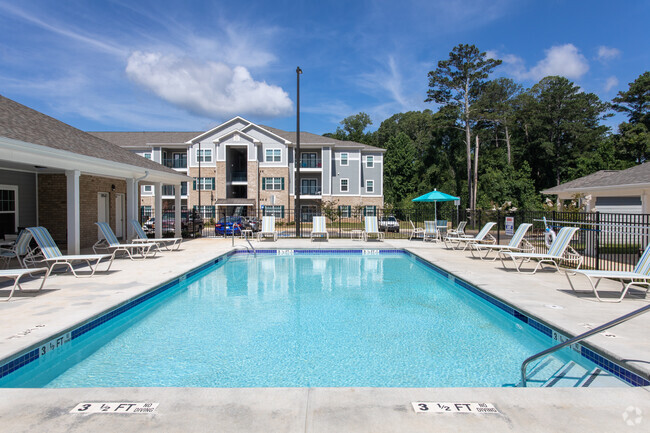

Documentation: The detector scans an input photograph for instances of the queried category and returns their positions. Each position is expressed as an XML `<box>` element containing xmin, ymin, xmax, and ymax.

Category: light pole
<box><xmin>295</xmin><ymin>66</ymin><xmax>302</xmax><ymax>238</ymax></box>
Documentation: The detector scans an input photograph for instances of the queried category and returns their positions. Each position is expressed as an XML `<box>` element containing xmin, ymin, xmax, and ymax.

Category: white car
<box><xmin>379</xmin><ymin>216</ymin><xmax>400</xmax><ymax>233</ymax></box>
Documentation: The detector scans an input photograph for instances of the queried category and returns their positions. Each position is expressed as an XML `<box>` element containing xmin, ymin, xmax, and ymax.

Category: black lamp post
<box><xmin>295</xmin><ymin>66</ymin><xmax>302</xmax><ymax>238</ymax></box>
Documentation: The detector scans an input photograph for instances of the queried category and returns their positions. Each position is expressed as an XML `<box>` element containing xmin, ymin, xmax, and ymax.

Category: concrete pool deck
<box><xmin>0</xmin><ymin>237</ymin><xmax>648</xmax><ymax>432</ymax></box>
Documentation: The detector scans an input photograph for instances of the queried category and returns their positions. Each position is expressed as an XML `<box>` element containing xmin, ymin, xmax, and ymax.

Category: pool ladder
<box><xmin>520</xmin><ymin>303</ymin><xmax>650</xmax><ymax>386</ymax></box>
<box><xmin>244</xmin><ymin>232</ymin><xmax>256</xmax><ymax>257</ymax></box>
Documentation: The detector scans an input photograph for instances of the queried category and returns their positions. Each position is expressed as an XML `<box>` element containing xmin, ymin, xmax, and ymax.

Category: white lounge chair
<box><xmin>94</xmin><ymin>222</ymin><xmax>157</xmax><ymax>260</ymax></box>
<box><xmin>257</xmin><ymin>216</ymin><xmax>278</xmax><ymax>241</ymax></box>
<box><xmin>444</xmin><ymin>222</ymin><xmax>496</xmax><ymax>250</ymax></box>
<box><xmin>447</xmin><ymin>221</ymin><xmax>468</xmax><ymax>237</ymax></box>
<box><xmin>409</xmin><ymin>220</ymin><xmax>425</xmax><ymax>240</ymax></box>
<box><xmin>0</xmin><ymin>230</ymin><xmax>34</xmax><ymax>268</ymax></box>
<box><xmin>130</xmin><ymin>219</ymin><xmax>182</xmax><ymax>251</ymax></box>
<box><xmin>565</xmin><ymin>243</ymin><xmax>650</xmax><ymax>302</ymax></box>
<box><xmin>501</xmin><ymin>226</ymin><xmax>582</xmax><ymax>274</ymax></box>
<box><xmin>363</xmin><ymin>216</ymin><xmax>384</xmax><ymax>241</ymax></box>
<box><xmin>26</xmin><ymin>227</ymin><xmax>114</xmax><ymax>277</ymax></box>
<box><xmin>470</xmin><ymin>223</ymin><xmax>533</xmax><ymax>260</ymax></box>
<box><xmin>310</xmin><ymin>216</ymin><xmax>328</xmax><ymax>241</ymax></box>
<box><xmin>0</xmin><ymin>267</ymin><xmax>51</xmax><ymax>301</ymax></box>
<box><xmin>423</xmin><ymin>221</ymin><xmax>439</xmax><ymax>242</ymax></box>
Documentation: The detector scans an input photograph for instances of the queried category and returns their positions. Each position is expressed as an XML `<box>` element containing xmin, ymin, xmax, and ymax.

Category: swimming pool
<box><xmin>0</xmin><ymin>250</ymin><xmax>644</xmax><ymax>388</ymax></box>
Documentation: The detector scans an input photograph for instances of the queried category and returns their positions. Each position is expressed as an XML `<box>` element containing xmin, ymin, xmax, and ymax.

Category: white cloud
<box><xmin>125</xmin><ymin>51</ymin><xmax>293</xmax><ymax>119</ymax></box>
<box><xmin>604</xmin><ymin>76</ymin><xmax>619</xmax><ymax>92</ymax></box>
<box><xmin>492</xmin><ymin>44</ymin><xmax>589</xmax><ymax>81</ymax></box>
<box><xmin>597</xmin><ymin>46</ymin><xmax>621</xmax><ymax>62</ymax></box>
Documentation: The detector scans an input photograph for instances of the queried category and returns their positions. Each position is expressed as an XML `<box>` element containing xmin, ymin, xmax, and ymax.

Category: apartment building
<box><xmin>91</xmin><ymin>116</ymin><xmax>384</xmax><ymax>220</ymax></box>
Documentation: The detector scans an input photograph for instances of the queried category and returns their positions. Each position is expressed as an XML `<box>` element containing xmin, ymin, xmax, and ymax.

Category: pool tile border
<box><xmin>1</xmin><ymin>248</ymin><xmax>648</xmax><ymax>387</ymax></box>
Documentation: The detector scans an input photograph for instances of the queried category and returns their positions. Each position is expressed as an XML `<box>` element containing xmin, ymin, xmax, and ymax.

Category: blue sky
<box><xmin>1</xmin><ymin>0</ymin><xmax>648</xmax><ymax>134</ymax></box>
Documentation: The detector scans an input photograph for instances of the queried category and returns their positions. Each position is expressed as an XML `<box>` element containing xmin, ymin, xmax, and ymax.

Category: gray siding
<box><xmin>361</xmin><ymin>152</ymin><xmax>382</xmax><ymax>195</ymax></box>
<box><xmin>331</xmin><ymin>150</ymin><xmax>360</xmax><ymax>194</ymax></box>
<box><xmin>322</xmin><ymin>147</ymin><xmax>331</xmax><ymax>195</ymax></box>
<box><xmin>0</xmin><ymin>170</ymin><xmax>37</xmax><ymax>229</ymax></box>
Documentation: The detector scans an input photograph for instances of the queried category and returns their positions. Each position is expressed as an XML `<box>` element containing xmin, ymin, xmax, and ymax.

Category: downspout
<box><xmin>134</xmin><ymin>171</ymin><xmax>149</xmax><ymax>222</ymax></box>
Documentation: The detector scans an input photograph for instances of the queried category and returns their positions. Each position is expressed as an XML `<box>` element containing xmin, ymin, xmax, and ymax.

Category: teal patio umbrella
<box><xmin>412</xmin><ymin>189</ymin><xmax>460</xmax><ymax>223</ymax></box>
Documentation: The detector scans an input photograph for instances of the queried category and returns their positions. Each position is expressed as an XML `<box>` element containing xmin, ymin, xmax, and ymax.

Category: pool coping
<box><xmin>1</xmin><ymin>247</ymin><xmax>648</xmax><ymax>387</ymax></box>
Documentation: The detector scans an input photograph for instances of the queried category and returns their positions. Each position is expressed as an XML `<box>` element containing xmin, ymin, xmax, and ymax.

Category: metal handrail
<box><xmin>521</xmin><ymin>303</ymin><xmax>650</xmax><ymax>387</ymax></box>
<box><xmin>244</xmin><ymin>231</ymin><xmax>256</xmax><ymax>257</ymax></box>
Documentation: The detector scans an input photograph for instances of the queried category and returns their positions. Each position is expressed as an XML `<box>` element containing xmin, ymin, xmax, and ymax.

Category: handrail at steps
<box><xmin>244</xmin><ymin>232</ymin><xmax>256</xmax><ymax>257</ymax></box>
<box><xmin>521</xmin><ymin>303</ymin><xmax>650</xmax><ymax>387</ymax></box>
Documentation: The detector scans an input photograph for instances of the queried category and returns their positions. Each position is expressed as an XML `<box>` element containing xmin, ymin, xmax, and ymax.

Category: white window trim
<box><xmin>142</xmin><ymin>152</ymin><xmax>152</xmax><ymax>160</ymax></box>
<box><xmin>197</xmin><ymin>177</ymin><xmax>214</xmax><ymax>191</ymax></box>
<box><xmin>340</xmin><ymin>178</ymin><xmax>349</xmax><ymax>193</ymax></box>
<box><xmin>266</xmin><ymin>177</ymin><xmax>283</xmax><ymax>190</ymax></box>
<box><xmin>0</xmin><ymin>184</ymin><xmax>19</xmax><ymax>234</ymax></box>
<box><xmin>340</xmin><ymin>152</ymin><xmax>349</xmax><ymax>166</ymax></box>
<box><xmin>198</xmin><ymin>149</ymin><xmax>212</xmax><ymax>163</ymax></box>
<box><xmin>366</xmin><ymin>155</ymin><xmax>374</xmax><ymax>168</ymax></box>
<box><xmin>265</xmin><ymin>149</ymin><xmax>282</xmax><ymax>163</ymax></box>
<box><xmin>366</xmin><ymin>180</ymin><xmax>374</xmax><ymax>193</ymax></box>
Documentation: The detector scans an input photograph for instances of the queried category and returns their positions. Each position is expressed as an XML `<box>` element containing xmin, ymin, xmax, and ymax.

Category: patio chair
<box><xmin>470</xmin><ymin>223</ymin><xmax>533</xmax><ymax>260</ymax></box>
<box><xmin>363</xmin><ymin>216</ymin><xmax>384</xmax><ymax>241</ymax></box>
<box><xmin>94</xmin><ymin>222</ymin><xmax>157</xmax><ymax>260</ymax></box>
<box><xmin>423</xmin><ymin>221</ymin><xmax>439</xmax><ymax>242</ymax></box>
<box><xmin>310</xmin><ymin>216</ymin><xmax>328</xmax><ymax>241</ymax></box>
<box><xmin>501</xmin><ymin>226</ymin><xmax>582</xmax><ymax>274</ymax></box>
<box><xmin>26</xmin><ymin>227</ymin><xmax>114</xmax><ymax>277</ymax></box>
<box><xmin>0</xmin><ymin>267</ymin><xmax>51</xmax><ymax>301</ymax></box>
<box><xmin>0</xmin><ymin>230</ymin><xmax>34</xmax><ymax>268</ymax></box>
<box><xmin>409</xmin><ymin>220</ymin><xmax>425</xmax><ymax>240</ymax></box>
<box><xmin>447</xmin><ymin>221</ymin><xmax>468</xmax><ymax>237</ymax></box>
<box><xmin>565</xmin><ymin>242</ymin><xmax>650</xmax><ymax>302</ymax></box>
<box><xmin>257</xmin><ymin>216</ymin><xmax>278</xmax><ymax>241</ymax></box>
<box><xmin>130</xmin><ymin>219</ymin><xmax>182</xmax><ymax>251</ymax></box>
<box><xmin>444</xmin><ymin>222</ymin><xmax>496</xmax><ymax>250</ymax></box>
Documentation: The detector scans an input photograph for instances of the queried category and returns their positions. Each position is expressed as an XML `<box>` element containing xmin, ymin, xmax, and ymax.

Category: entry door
<box><xmin>115</xmin><ymin>193</ymin><xmax>125</xmax><ymax>238</ymax></box>
<box><xmin>97</xmin><ymin>192</ymin><xmax>109</xmax><ymax>238</ymax></box>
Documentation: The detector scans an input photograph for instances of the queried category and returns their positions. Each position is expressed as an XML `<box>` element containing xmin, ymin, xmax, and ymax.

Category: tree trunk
<box><xmin>473</xmin><ymin>134</ymin><xmax>480</xmax><ymax>211</ymax></box>
<box><xmin>504</xmin><ymin>125</ymin><xmax>511</xmax><ymax>165</ymax></box>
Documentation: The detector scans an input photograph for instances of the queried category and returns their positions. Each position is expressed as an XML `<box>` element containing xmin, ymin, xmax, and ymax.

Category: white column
<box><xmin>126</xmin><ymin>178</ymin><xmax>137</xmax><ymax>240</ymax></box>
<box><xmin>154</xmin><ymin>182</ymin><xmax>163</xmax><ymax>239</ymax></box>
<box><xmin>65</xmin><ymin>170</ymin><xmax>81</xmax><ymax>254</ymax></box>
<box><xmin>175</xmin><ymin>184</ymin><xmax>182</xmax><ymax>238</ymax></box>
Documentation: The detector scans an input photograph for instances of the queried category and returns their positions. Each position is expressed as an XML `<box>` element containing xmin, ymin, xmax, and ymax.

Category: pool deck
<box><xmin>0</xmin><ymin>237</ymin><xmax>649</xmax><ymax>432</ymax></box>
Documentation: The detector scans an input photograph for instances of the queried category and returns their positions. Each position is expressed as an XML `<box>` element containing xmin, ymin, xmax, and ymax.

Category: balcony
<box><xmin>163</xmin><ymin>157</ymin><xmax>187</xmax><ymax>169</ymax></box>
<box><xmin>300</xmin><ymin>185</ymin><xmax>322</xmax><ymax>196</ymax></box>
<box><xmin>162</xmin><ymin>184</ymin><xmax>188</xmax><ymax>196</ymax></box>
<box><xmin>231</xmin><ymin>171</ymin><xmax>247</xmax><ymax>182</ymax></box>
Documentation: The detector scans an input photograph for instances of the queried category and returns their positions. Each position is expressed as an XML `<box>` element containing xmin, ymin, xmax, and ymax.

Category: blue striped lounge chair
<box><xmin>26</xmin><ymin>227</ymin><xmax>114</xmax><ymax>278</ymax></box>
<box><xmin>409</xmin><ymin>220</ymin><xmax>425</xmax><ymax>240</ymax></box>
<box><xmin>470</xmin><ymin>223</ymin><xmax>533</xmax><ymax>260</ymax></box>
<box><xmin>310</xmin><ymin>216</ymin><xmax>328</xmax><ymax>241</ymax></box>
<box><xmin>0</xmin><ymin>230</ymin><xmax>34</xmax><ymax>268</ymax></box>
<box><xmin>423</xmin><ymin>221</ymin><xmax>439</xmax><ymax>242</ymax></box>
<box><xmin>502</xmin><ymin>226</ymin><xmax>582</xmax><ymax>274</ymax></box>
<box><xmin>257</xmin><ymin>216</ymin><xmax>277</xmax><ymax>241</ymax></box>
<box><xmin>566</xmin><ymin>242</ymin><xmax>650</xmax><ymax>302</ymax></box>
<box><xmin>0</xmin><ymin>267</ymin><xmax>51</xmax><ymax>301</ymax></box>
<box><xmin>94</xmin><ymin>222</ymin><xmax>157</xmax><ymax>260</ymax></box>
<box><xmin>444</xmin><ymin>222</ymin><xmax>496</xmax><ymax>250</ymax></box>
<box><xmin>447</xmin><ymin>221</ymin><xmax>468</xmax><ymax>237</ymax></box>
<box><xmin>363</xmin><ymin>216</ymin><xmax>384</xmax><ymax>241</ymax></box>
<box><xmin>130</xmin><ymin>219</ymin><xmax>182</xmax><ymax>251</ymax></box>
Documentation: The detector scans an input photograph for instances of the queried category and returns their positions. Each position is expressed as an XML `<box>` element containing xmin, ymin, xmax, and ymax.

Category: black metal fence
<box><xmin>140</xmin><ymin>206</ymin><xmax>650</xmax><ymax>271</ymax></box>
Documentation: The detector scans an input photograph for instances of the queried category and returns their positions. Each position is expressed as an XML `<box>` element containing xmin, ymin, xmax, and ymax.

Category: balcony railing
<box><xmin>231</xmin><ymin>171</ymin><xmax>247</xmax><ymax>182</ymax></box>
<box><xmin>162</xmin><ymin>185</ymin><xmax>188</xmax><ymax>196</ymax></box>
<box><xmin>300</xmin><ymin>185</ymin><xmax>322</xmax><ymax>195</ymax></box>
<box><xmin>300</xmin><ymin>158</ymin><xmax>322</xmax><ymax>168</ymax></box>
<box><xmin>163</xmin><ymin>158</ymin><xmax>187</xmax><ymax>169</ymax></box>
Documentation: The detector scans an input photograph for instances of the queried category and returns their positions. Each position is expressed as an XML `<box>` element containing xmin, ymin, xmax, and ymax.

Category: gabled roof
<box><xmin>260</xmin><ymin>125</ymin><xmax>385</xmax><ymax>152</ymax></box>
<box><xmin>90</xmin><ymin>131</ymin><xmax>199</xmax><ymax>147</ymax></box>
<box><xmin>0</xmin><ymin>95</ymin><xmax>186</xmax><ymax>180</ymax></box>
<box><xmin>542</xmin><ymin>163</ymin><xmax>650</xmax><ymax>194</ymax></box>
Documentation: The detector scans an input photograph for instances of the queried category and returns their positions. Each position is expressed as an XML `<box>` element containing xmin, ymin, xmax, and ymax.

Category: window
<box><xmin>0</xmin><ymin>185</ymin><xmax>18</xmax><ymax>237</ymax></box>
<box><xmin>265</xmin><ymin>149</ymin><xmax>281</xmax><ymax>162</ymax></box>
<box><xmin>141</xmin><ymin>206</ymin><xmax>153</xmax><ymax>219</ymax></box>
<box><xmin>263</xmin><ymin>205</ymin><xmax>284</xmax><ymax>218</ymax></box>
<box><xmin>365</xmin><ymin>206</ymin><xmax>377</xmax><ymax>216</ymax></box>
<box><xmin>142</xmin><ymin>152</ymin><xmax>152</xmax><ymax>160</ymax></box>
<box><xmin>162</xmin><ymin>185</ymin><xmax>175</xmax><ymax>196</ymax></box>
<box><xmin>366</xmin><ymin>180</ymin><xmax>374</xmax><ymax>193</ymax></box>
<box><xmin>194</xmin><ymin>205</ymin><xmax>215</xmax><ymax>218</ymax></box>
<box><xmin>262</xmin><ymin>177</ymin><xmax>284</xmax><ymax>190</ymax></box>
<box><xmin>339</xmin><ymin>205</ymin><xmax>351</xmax><ymax>218</ymax></box>
<box><xmin>366</xmin><ymin>155</ymin><xmax>374</xmax><ymax>168</ymax></box>
<box><xmin>194</xmin><ymin>177</ymin><xmax>215</xmax><ymax>190</ymax></box>
<box><xmin>340</xmin><ymin>178</ymin><xmax>349</xmax><ymax>193</ymax></box>
<box><xmin>198</xmin><ymin>149</ymin><xmax>212</xmax><ymax>163</ymax></box>
<box><xmin>142</xmin><ymin>185</ymin><xmax>153</xmax><ymax>194</ymax></box>
<box><xmin>340</xmin><ymin>152</ymin><xmax>348</xmax><ymax>166</ymax></box>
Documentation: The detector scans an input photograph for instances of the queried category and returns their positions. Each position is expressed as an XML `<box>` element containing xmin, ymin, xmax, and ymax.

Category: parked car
<box><xmin>215</xmin><ymin>216</ymin><xmax>245</xmax><ymax>236</ymax></box>
<box><xmin>142</xmin><ymin>217</ymin><xmax>155</xmax><ymax>232</ymax></box>
<box><xmin>181</xmin><ymin>211</ymin><xmax>204</xmax><ymax>234</ymax></box>
<box><xmin>244</xmin><ymin>217</ymin><xmax>260</xmax><ymax>232</ymax></box>
<box><xmin>379</xmin><ymin>216</ymin><xmax>400</xmax><ymax>233</ymax></box>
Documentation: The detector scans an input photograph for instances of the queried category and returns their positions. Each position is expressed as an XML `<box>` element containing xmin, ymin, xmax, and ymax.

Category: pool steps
<box><xmin>524</xmin><ymin>357</ymin><xmax>630</xmax><ymax>387</ymax></box>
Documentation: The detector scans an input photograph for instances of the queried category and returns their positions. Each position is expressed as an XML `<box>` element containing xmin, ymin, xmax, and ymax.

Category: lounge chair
<box><xmin>94</xmin><ymin>222</ymin><xmax>157</xmax><ymax>260</ymax></box>
<box><xmin>423</xmin><ymin>221</ymin><xmax>439</xmax><ymax>242</ymax></box>
<box><xmin>257</xmin><ymin>216</ymin><xmax>278</xmax><ymax>241</ymax></box>
<box><xmin>409</xmin><ymin>220</ymin><xmax>425</xmax><ymax>240</ymax></box>
<box><xmin>130</xmin><ymin>219</ymin><xmax>182</xmax><ymax>251</ymax></box>
<box><xmin>501</xmin><ymin>226</ymin><xmax>582</xmax><ymax>274</ymax></box>
<box><xmin>447</xmin><ymin>221</ymin><xmax>468</xmax><ymax>237</ymax></box>
<box><xmin>363</xmin><ymin>216</ymin><xmax>384</xmax><ymax>241</ymax></box>
<box><xmin>0</xmin><ymin>267</ymin><xmax>51</xmax><ymax>301</ymax></box>
<box><xmin>310</xmin><ymin>216</ymin><xmax>328</xmax><ymax>241</ymax></box>
<box><xmin>565</xmin><ymin>243</ymin><xmax>650</xmax><ymax>302</ymax></box>
<box><xmin>0</xmin><ymin>230</ymin><xmax>34</xmax><ymax>268</ymax></box>
<box><xmin>26</xmin><ymin>227</ymin><xmax>114</xmax><ymax>277</ymax></box>
<box><xmin>470</xmin><ymin>223</ymin><xmax>533</xmax><ymax>260</ymax></box>
<box><xmin>444</xmin><ymin>222</ymin><xmax>496</xmax><ymax>250</ymax></box>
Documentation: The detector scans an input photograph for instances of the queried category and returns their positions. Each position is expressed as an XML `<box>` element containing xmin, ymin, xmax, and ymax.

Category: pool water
<box><xmin>1</xmin><ymin>253</ymin><xmax>584</xmax><ymax>388</ymax></box>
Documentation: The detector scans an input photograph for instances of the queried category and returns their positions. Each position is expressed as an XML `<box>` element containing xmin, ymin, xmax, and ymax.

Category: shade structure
<box><xmin>412</xmin><ymin>189</ymin><xmax>460</xmax><ymax>224</ymax></box>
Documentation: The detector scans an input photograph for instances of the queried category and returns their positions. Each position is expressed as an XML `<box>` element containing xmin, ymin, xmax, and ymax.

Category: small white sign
<box><xmin>505</xmin><ymin>217</ymin><xmax>515</xmax><ymax>236</ymax></box>
<box><xmin>40</xmin><ymin>332</ymin><xmax>71</xmax><ymax>357</ymax></box>
<box><xmin>412</xmin><ymin>402</ymin><xmax>499</xmax><ymax>414</ymax></box>
<box><xmin>70</xmin><ymin>402</ymin><xmax>159</xmax><ymax>414</ymax></box>
<box><xmin>363</xmin><ymin>249</ymin><xmax>380</xmax><ymax>255</ymax></box>
<box><xmin>277</xmin><ymin>250</ymin><xmax>294</xmax><ymax>256</ymax></box>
